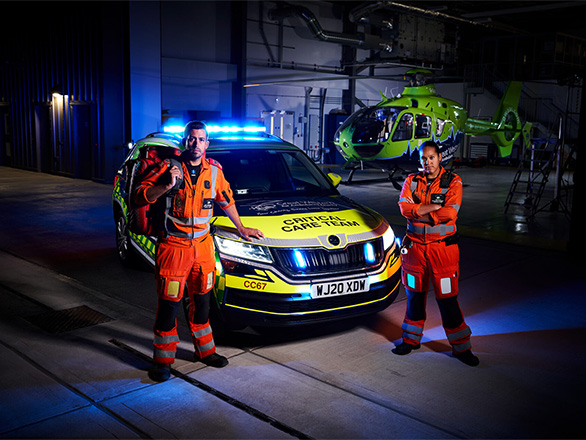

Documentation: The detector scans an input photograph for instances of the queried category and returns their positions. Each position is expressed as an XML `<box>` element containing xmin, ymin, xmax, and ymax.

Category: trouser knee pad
<box><xmin>436</xmin><ymin>295</ymin><xmax>464</xmax><ymax>329</ymax></box>
<box><xmin>155</xmin><ymin>298</ymin><xmax>181</xmax><ymax>331</ymax></box>
<box><xmin>190</xmin><ymin>291</ymin><xmax>211</xmax><ymax>324</ymax></box>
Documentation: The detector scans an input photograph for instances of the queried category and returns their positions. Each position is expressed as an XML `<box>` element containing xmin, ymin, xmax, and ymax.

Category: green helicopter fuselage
<box><xmin>333</xmin><ymin>81</ymin><xmax>523</xmax><ymax>165</ymax></box>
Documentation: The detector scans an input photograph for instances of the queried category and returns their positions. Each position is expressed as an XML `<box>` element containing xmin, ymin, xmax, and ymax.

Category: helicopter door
<box><xmin>391</xmin><ymin>112</ymin><xmax>414</xmax><ymax>141</ymax></box>
<box><xmin>414</xmin><ymin>114</ymin><xmax>432</xmax><ymax>140</ymax></box>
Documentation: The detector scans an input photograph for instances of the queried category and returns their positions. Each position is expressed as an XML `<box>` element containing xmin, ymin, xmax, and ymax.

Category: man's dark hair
<box><xmin>183</xmin><ymin>120</ymin><xmax>208</xmax><ymax>142</ymax></box>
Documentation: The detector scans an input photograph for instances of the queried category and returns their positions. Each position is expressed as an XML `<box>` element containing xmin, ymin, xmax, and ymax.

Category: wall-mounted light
<box><xmin>50</xmin><ymin>85</ymin><xmax>62</xmax><ymax>97</ymax></box>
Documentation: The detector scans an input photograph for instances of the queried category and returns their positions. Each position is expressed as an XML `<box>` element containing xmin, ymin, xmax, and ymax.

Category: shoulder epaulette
<box><xmin>208</xmin><ymin>158</ymin><xmax>223</xmax><ymax>170</ymax></box>
<box><xmin>439</xmin><ymin>170</ymin><xmax>455</xmax><ymax>188</ymax></box>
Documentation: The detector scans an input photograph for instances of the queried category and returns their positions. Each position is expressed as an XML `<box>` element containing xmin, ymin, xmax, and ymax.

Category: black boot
<box><xmin>195</xmin><ymin>352</ymin><xmax>229</xmax><ymax>368</ymax></box>
<box><xmin>393</xmin><ymin>342</ymin><xmax>421</xmax><ymax>355</ymax></box>
<box><xmin>454</xmin><ymin>350</ymin><xmax>480</xmax><ymax>367</ymax></box>
<box><xmin>148</xmin><ymin>363</ymin><xmax>171</xmax><ymax>382</ymax></box>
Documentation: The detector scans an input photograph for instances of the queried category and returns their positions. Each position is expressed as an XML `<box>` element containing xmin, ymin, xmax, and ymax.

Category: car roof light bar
<box><xmin>163</xmin><ymin>125</ymin><xmax>185</xmax><ymax>134</ymax></box>
<box><xmin>163</xmin><ymin>124</ymin><xmax>266</xmax><ymax>135</ymax></box>
<box><xmin>207</xmin><ymin>125</ymin><xmax>266</xmax><ymax>134</ymax></box>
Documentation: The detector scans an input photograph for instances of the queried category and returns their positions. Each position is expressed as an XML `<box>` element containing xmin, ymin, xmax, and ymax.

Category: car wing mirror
<box><xmin>328</xmin><ymin>172</ymin><xmax>342</xmax><ymax>188</ymax></box>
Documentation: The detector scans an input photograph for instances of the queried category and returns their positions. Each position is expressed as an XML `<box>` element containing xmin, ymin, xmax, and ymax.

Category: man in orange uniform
<box><xmin>396</xmin><ymin>141</ymin><xmax>479</xmax><ymax>366</ymax></box>
<box><xmin>135</xmin><ymin>121</ymin><xmax>264</xmax><ymax>382</ymax></box>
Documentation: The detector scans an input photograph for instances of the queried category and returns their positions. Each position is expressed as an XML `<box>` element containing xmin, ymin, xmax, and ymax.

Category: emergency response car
<box><xmin>113</xmin><ymin>130</ymin><xmax>401</xmax><ymax>327</ymax></box>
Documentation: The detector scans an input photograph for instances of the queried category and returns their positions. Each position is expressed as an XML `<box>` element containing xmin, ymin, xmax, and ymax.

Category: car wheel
<box><xmin>115</xmin><ymin>210</ymin><xmax>140</xmax><ymax>267</ymax></box>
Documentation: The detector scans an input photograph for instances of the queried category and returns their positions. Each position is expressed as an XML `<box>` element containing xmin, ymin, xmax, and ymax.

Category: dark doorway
<box><xmin>71</xmin><ymin>102</ymin><xmax>93</xmax><ymax>179</ymax></box>
<box><xmin>0</xmin><ymin>104</ymin><xmax>11</xmax><ymax>166</ymax></box>
<box><xmin>34</xmin><ymin>104</ymin><xmax>52</xmax><ymax>173</ymax></box>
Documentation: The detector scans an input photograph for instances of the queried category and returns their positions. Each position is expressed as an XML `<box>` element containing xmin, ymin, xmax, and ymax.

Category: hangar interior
<box><xmin>1</xmin><ymin>1</ymin><xmax>584</xmax><ymax>254</ymax></box>
<box><xmin>1</xmin><ymin>2</ymin><xmax>586</xmax><ymax>438</ymax></box>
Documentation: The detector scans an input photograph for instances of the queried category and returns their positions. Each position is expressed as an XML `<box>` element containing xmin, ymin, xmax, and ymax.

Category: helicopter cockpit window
<box><xmin>415</xmin><ymin>114</ymin><xmax>431</xmax><ymax>139</ymax></box>
<box><xmin>392</xmin><ymin>113</ymin><xmax>414</xmax><ymax>141</ymax></box>
<box><xmin>348</xmin><ymin>106</ymin><xmax>405</xmax><ymax>144</ymax></box>
<box><xmin>436</xmin><ymin>118</ymin><xmax>445</xmax><ymax>137</ymax></box>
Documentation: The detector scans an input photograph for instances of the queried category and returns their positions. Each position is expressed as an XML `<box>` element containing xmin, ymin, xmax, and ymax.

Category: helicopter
<box><xmin>333</xmin><ymin>69</ymin><xmax>526</xmax><ymax>186</ymax></box>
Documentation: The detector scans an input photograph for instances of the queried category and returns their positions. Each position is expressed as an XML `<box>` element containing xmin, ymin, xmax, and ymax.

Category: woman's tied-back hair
<box><xmin>418</xmin><ymin>140</ymin><xmax>440</xmax><ymax>156</ymax></box>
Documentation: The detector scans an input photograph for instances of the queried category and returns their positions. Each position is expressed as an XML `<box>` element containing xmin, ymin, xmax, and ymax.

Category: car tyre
<box><xmin>182</xmin><ymin>294</ymin><xmax>245</xmax><ymax>336</ymax></box>
<box><xmin>115</xmin><ymin>210</ymin><xmax>141</xmax><ymax>267</ymax></box>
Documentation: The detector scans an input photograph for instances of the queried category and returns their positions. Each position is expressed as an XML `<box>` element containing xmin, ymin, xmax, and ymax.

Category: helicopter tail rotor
<box><xmin>490</xmin><ymin>81</ymin><xmax>523</xmax><ymax>157</ymax></box>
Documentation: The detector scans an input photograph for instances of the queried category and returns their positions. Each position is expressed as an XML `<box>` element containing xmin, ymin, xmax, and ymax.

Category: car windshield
<box><xmin>207</xmin><ymin>148</ymin><xmax>338</xmax><ymax>199</ymax></box>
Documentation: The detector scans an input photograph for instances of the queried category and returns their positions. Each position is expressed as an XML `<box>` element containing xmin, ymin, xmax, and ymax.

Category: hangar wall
<box><xmin>129</xmin><ymin>2</ymin><xmax>161</xmax><ymax>141</ymax></box>
<box><xmin>1</xmin><ymin>1</ymin><xmax>583</xmax><ymax>182</ymax></box>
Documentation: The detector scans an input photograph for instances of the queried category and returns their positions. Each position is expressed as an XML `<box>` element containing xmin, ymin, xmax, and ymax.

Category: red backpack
<box><xmin>125</xmin><ymin>146</ymin><xmax>182</xmax><ymax>236</ymax></box>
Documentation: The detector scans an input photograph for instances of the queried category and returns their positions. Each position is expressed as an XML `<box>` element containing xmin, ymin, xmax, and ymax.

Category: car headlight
<box><xmin>214</xmin><ymin>236</ymin><xmax>273</xmax><ymax>264</ymax></box>
<box><xmin>381</xmin><ymin>225</ymin><xmax>396</xmax><ymax>251</ymax></box>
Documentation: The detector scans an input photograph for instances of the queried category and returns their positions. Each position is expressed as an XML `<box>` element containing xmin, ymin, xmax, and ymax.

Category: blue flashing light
<box><xmin>292</xmin><ymin>250</ymin><xmax>307</xmax><ymax>270</ymax></box>
<box><xmin>364</xmin><ymin>242</ymin><xmax>376</xmax><ymax>264</ymax></box>
<box><xmin>215</xmin><ymin>136</ymin><xmax>267</xmax><ymax>141</ymax></box>
<box><xmin>395</xmin><ymin>237</ymin><xmax>402</xmax><ymax>247</ymax></box>
<box><xmin>163</xmin><ymin>125</ymin><xmax>185</xmax><ymax>134</ymax></box>
<box><xmin>207</xmin><ymin>125</ymin><xmax>266</xmax><ymax>134</ymax></box>
<box><xmin>164</xmin><ymin>124</ymin><xmax>266</xmax><ymax>136</ymax></box>
<box><xmin>243</xmin><ymin>126</ymin><xmax>267</xmax><ymax>133</ymax></box>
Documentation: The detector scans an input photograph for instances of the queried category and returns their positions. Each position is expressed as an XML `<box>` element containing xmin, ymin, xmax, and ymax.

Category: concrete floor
<box><xmin>0</xmin><ymin>164</ymin><xmax>584</xmax><ymax>439</ymax></box>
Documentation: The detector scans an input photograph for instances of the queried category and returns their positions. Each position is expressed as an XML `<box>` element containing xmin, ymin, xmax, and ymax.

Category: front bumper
<box><xmin>216</xmin><ymin>245</ymin><xmax>401</xmax><ymax>326</ymax></box>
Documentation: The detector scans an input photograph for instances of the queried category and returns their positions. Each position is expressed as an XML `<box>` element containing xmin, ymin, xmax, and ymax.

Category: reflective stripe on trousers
<box><xmin>446</xmin><ymin>323</ymin><xmax>472</xmax><ymax>353</ymax></box>
<box><xmin>193</xmin><ymin>322</ymin><xmax>216</xmax><ymax>358</ymax></box>
<box><xmin>153</xmin><ymin>332</ymin><xmax>180</xmax><ymax>365</ymax></box>
<box><xmin>402</xmin><ymin>318</ymin><xmax>424</xmax><ymax>345</ymax></box>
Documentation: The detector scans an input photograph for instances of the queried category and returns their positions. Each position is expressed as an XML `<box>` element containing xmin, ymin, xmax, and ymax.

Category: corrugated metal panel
<box><xmin>0</xmin><ymin>4</ymin><xmax>102</xmax><ymax>178</ymax></box>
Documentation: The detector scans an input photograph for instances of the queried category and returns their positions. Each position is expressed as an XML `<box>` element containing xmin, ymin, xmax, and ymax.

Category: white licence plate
<box><xmin>310</xmin><ymin>278</ymin><xmax>370</xmax><ymax>299</ymax></box>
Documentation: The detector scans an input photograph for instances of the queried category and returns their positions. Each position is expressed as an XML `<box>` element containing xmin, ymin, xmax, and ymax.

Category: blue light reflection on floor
<box><xmin>407</xmin><ymin>279</ymin><xmax>586</xmax><ymax>344</ymax></box>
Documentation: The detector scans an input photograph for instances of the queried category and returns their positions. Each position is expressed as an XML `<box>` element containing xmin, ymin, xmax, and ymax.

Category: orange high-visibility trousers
<box><xmin>400</xmin><ymin>238</ymin><xmax>472</xmax><ymax>353</ymax></box>
<box><xmin>152</xmin><ymin>234</ymin><xmax>217</xmax><ymax>365</ymax></box>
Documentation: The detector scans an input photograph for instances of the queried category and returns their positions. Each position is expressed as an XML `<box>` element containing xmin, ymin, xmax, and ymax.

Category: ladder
<box><xmin>504</xmin><ymin>135</ymin><xmax>560</xmax><ymax>218</ymax></box>
<box><xmin>534</xmin><ymin>139</ymin><xmax>576</xmax><ymax>220</ymax></box>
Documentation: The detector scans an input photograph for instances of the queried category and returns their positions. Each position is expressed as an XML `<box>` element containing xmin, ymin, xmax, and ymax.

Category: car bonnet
<box><xmin>212</xmin><ymin>195</ymin><xmax>388</xmax><ymax>249</ymax></box>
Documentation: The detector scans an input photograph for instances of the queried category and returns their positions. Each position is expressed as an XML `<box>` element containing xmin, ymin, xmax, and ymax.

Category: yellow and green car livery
<box><xmin>113</xmin><ymin>130</ymin><xmax>402</xmax><ymax>327</ymax></box>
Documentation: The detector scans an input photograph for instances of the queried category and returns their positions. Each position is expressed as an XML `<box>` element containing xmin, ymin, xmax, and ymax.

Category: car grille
<box><xmin>271</xmin><ymin>239</ymin><xmax>383</xmax><ymax>277</ymax></box>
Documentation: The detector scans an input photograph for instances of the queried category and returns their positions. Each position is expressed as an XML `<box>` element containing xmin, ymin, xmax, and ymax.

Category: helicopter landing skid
<box><xmin>342</xmin><ymin>162</ymin><xmax>405</xmax><ymax>190</ymax></box>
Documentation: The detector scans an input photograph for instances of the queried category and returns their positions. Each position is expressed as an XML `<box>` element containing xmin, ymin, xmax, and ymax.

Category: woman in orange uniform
<box><xmin>396</xmin><ymin>141</ymin><xmax>479</xmax><ymax>366</ymax></box>
<box><xmin>136</xmin><ymin>121</ymin><xmax>264</xmax><ymax>381</ymax></box>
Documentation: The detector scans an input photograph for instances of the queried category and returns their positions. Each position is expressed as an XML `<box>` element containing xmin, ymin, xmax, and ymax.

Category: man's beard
<box><xmin>182</xmin><ymin>148</ymin><xmax>202</xmax><ymax>161</ymax></box>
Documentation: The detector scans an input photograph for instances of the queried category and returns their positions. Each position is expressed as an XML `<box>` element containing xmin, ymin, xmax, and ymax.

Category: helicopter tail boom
<box><xmin>464</xmin><ymin>81</ymin><xmax>523</xmax><ymax>157</ymax></box>
<box><xmin>490</xmin><ymin>81</ymin><xmax>523</xmax><ymax>156</ymax></box>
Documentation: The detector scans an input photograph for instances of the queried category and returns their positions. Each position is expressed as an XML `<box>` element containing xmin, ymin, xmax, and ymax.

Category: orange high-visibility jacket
<box><xmin>135</xmin><ymin>157</ymin><xmax>235</xmax><ymax>239</ymax></box>
<box><xmin>398</xmin><ymin>166</ymin><xmax>462</xmax><ymax>244</ymax></box>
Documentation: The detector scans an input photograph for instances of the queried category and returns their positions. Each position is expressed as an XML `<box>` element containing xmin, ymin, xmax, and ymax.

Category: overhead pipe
<box><xmin>348</xmin><ymin>2</ymin><xmax>394</xmax><ymax>30</ymax></box>
<box><xmin>268</xmin><ymin>5</ymin><xmax>393</xmax><ymax>53</ymax></box>
<box><xmin>372</xmin><ymin>1</ymin><xmax>493</xmax><ymax>28</ymax></box>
